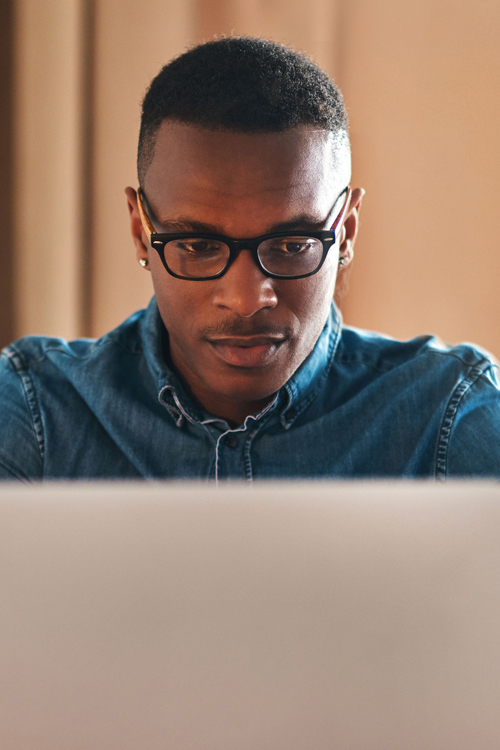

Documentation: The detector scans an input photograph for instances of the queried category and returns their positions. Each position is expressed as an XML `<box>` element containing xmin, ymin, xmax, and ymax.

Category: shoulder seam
<box><xmin>336</xmin><ymin>345</ymin><xmax>495</xmax><ymax>374</ymax></box>
<box><xmin>3</xmin><ymin>349</ymin><xmax>45</xmax><ymax>468</ymax></box>
<box><xmin>3</xmin><ymin>336</ymin><xmax>143</xmax><ymax>369</ymax></box>
<box><xmin>435</xmin><ymin>359</ymin><xmax>492</xmax><ymax>480</ymax></box>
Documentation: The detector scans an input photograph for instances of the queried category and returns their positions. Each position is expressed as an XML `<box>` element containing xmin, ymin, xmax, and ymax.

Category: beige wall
<box><xmin>14</xmin><ymin>0</ymin><xmax>89</xmax><ymax>340</ymax></box>
<box><xmin>90</xmin><ymin>0</ymin><xmax>195</xmax><ymax>336</ymax></box>
<box><xmin>12</xmin><ymin>0</ymin><xmax>500</xmax><ymax>358</ymax></box>
<box><xmin>340</xmin><ymin>0</ymin><xmax>500</xmax><ymax>356</ymax></box>
<box><xmin>0</xmin><ymin>0</ymin><xmax>15</xmax><ymax>350</ymax></box>
<box><xmin>198</xmin><ymin>0</ymin><xmax>343</xmax><ymax>76</ymax></box>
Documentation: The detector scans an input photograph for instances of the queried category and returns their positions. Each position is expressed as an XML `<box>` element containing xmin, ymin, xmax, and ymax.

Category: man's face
<box><xmin>127</xmin><ymin>121</ymin><xmax>355</xmax><ymax>424</ymax></box>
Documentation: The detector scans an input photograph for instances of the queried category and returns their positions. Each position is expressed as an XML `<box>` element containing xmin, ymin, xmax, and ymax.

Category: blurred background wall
<box><xmin>3</xmin><ymin>0</ymin><xmax>500</xmax><ymax>357</ymax></box>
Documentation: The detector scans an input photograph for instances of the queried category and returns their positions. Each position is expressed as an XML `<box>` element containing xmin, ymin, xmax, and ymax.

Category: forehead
<box><xmin>143</xmin><ymin>121</ymin><xmax>349</xmax><ymax>232</ymax></box>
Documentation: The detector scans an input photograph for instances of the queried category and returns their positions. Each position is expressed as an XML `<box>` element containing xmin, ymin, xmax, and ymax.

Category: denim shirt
<box><xmin>1</xmin><ymin>297</ymin><xmax>499</xmax><ymax>481</ymax></box>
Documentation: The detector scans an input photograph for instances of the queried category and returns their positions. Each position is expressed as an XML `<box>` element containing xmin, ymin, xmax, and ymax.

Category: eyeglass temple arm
<box><xmin>330</xmin><ymin>187</ymin><xmax>352</xmax><ymax>239</ymax></box>
<box><xmin>136</xmin><ymin>188</ymin><xmax>156</xmax><ymax>242</ymax></box>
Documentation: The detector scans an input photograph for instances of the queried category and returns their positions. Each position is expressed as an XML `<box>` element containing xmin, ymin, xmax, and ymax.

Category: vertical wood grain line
<box><xmin>79</xmin><ymin>0</ymin><xmax>95</xmax><ymax>337</ymax></box>
<box><xmin>0</xmin><ymin>0</ymin><xmax>15</xmax><ymax>349</ymax></box>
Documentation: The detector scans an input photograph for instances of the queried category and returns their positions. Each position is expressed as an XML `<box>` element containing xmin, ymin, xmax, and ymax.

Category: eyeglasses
<box><xmin>136</xmin><ymin>185</ymin><xmax>351</xmax><ymax>281</ymax></box>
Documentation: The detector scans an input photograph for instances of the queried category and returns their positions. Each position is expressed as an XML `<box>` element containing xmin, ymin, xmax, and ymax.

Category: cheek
<box><xmin>150</xmin><ymin>269</ymin><xmax>206</xmax><ymax>340</ymax></box>
<box><xmin>291</xmin><ymin>258</ymin><xmax>338</xmax><ymax>330</ymax></box>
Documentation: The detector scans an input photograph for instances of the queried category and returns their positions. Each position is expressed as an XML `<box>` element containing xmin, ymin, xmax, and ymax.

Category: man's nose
<box><xmin>212</xmin><ymin>249</ymin><xmax>278</xmax><ymax>317</ymax></box>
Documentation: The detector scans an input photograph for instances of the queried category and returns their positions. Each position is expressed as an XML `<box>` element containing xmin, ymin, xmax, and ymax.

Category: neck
<box><xmin>194</xmin><ymin>392</ymin><xmax>276</xmax><ymax>428</ymax></box>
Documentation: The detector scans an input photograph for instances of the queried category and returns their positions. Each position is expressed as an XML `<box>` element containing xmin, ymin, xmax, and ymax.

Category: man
<box><xmin>1</xmin><ymin>37</ymin><xmax>499</xmax><ymax>481</ymax></box>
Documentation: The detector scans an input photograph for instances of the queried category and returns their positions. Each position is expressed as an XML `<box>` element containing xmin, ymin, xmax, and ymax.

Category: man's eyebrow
<box><xmin>269</xmin><ymin>215</ymin><xmax>328</xmax><ymax>232</ymax></box>
<box><xmin>154</xmin><ymin>218</ymin><xmax>226</xmax><ymax>233</ymax></box>
<box><xmin>153</xmin><ymin>213</ymin><xmax>329</xmax><ymax>236</ymax></box>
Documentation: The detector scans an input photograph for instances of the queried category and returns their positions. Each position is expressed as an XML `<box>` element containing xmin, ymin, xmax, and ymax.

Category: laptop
<box><xmin>1</xmin><ymin>480</ymin><xmax>500</xmax><ymax>749</ymax></box>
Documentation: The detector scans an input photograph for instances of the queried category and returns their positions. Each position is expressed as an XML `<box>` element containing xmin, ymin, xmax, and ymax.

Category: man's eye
<box><xmin>270</xmin><ymin>239</ymin><xmax>315</xmax><ymax>254</ymax></box>
<box><xmin>174</xmin><ymin>240</ymin><xmax>223</xmax><ymax>254</ymax></box>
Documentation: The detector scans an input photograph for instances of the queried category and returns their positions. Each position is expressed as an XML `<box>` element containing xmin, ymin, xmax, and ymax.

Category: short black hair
<box><xmin>138</xmin><ymin>36</ymin><xmax>349</xmax><ymax>186</ymax></box>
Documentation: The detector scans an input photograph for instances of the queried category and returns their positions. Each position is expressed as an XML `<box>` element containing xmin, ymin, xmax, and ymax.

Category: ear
<box><xmin>125</xmin><ymin>187</ymin><xmax>150</xmax><ymax>270</ymax></box>
<box><xmin>335</xmin><ymin>187</ymin><xmax>365</xmax><ymax>305</ymax></box>
<box><xmin>337</xmin><ymin>187</ymin><xmax>365</xmax><ymax>269</ymax></box>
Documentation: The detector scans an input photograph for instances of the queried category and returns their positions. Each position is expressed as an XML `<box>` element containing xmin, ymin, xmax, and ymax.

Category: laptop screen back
<box><xmin>1</xmin><ymin>481</ymin><xmax>500</xmax><ymax>749</ymax></box>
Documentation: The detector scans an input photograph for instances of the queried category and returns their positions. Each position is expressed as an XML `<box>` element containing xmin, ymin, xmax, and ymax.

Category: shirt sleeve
<box><xmin>445</xmin><ymin>364</ymin><xmax>500</xmax><ymax>478</ymax></box>
<box><xmin>0</xmin><ymin>349</ymin><xmax>44</xmax><ymax>481</ymax></box>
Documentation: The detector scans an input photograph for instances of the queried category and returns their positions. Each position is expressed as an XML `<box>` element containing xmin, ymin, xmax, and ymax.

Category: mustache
<box><xmin>201</xmin><ymin>320</ymin><xmax>293</xmax><ymax>339</ymax></box>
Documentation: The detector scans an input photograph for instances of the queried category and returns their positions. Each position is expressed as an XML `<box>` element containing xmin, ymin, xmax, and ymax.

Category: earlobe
<box><xmin>336</xmin><ymin>188</ymin><xmax>364</xmax><ymax>296</ymax></box>
<box><xmin>335</xmin><ymin>240</ymin><xmax>354</xmax><ymax>305</ymax></box>
<box><xmin>125</xmin><ymin>186</ymin><xmax>150</xmax><ymax>267</ymax></box>
<box><xmin>337</xmin><ymin>222</ymin><xmax>351</xmax><ymax>267</ymax></box>
<box><xmin>338</xmin><ymin>241</ymin><xmax>353</xmax><ymax>268</ymax></box>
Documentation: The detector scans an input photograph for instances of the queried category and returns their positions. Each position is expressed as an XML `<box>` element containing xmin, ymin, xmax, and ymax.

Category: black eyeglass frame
<box><xmin>136</xmin><ymin>186</ymin><xmax>352</xmax><ymax>281</ymax></box>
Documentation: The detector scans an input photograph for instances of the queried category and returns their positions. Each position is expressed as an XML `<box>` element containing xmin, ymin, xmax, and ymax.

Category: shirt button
<box><xmin>225</xmin><ymin>435</ymin><xmax>238</xmax><ymax>449</ymax></box>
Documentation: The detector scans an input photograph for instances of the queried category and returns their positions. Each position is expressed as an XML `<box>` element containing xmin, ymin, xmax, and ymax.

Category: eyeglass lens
<box><xmin>164</xmin><ymin>236</ymin><xmax>324</xmax><ymax>278</ymax></box>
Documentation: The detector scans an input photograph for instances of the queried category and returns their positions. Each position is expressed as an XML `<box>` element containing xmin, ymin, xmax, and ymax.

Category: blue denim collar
<box><xmin>279</xmin><ymin>303</ymin><xmax>342</xmax><ymax>428</ymax></box>
<box><xmin>141</xmin><ymin>296</ymin><xmax>342</xmax><ymax>429</ymax></box>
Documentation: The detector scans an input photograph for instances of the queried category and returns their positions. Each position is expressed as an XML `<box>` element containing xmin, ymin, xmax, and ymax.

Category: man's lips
<box><xmin>206</xmin><ymin>336</ymin><xmax>286</xmax><ymax>367</ymax></box>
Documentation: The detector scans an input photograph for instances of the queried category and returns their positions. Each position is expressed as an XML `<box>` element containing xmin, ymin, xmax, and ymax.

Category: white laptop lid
<box><xmin>1</xmin><ymin>481</ymin><xmax>500</xmax><ymax>750</ymax></box>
